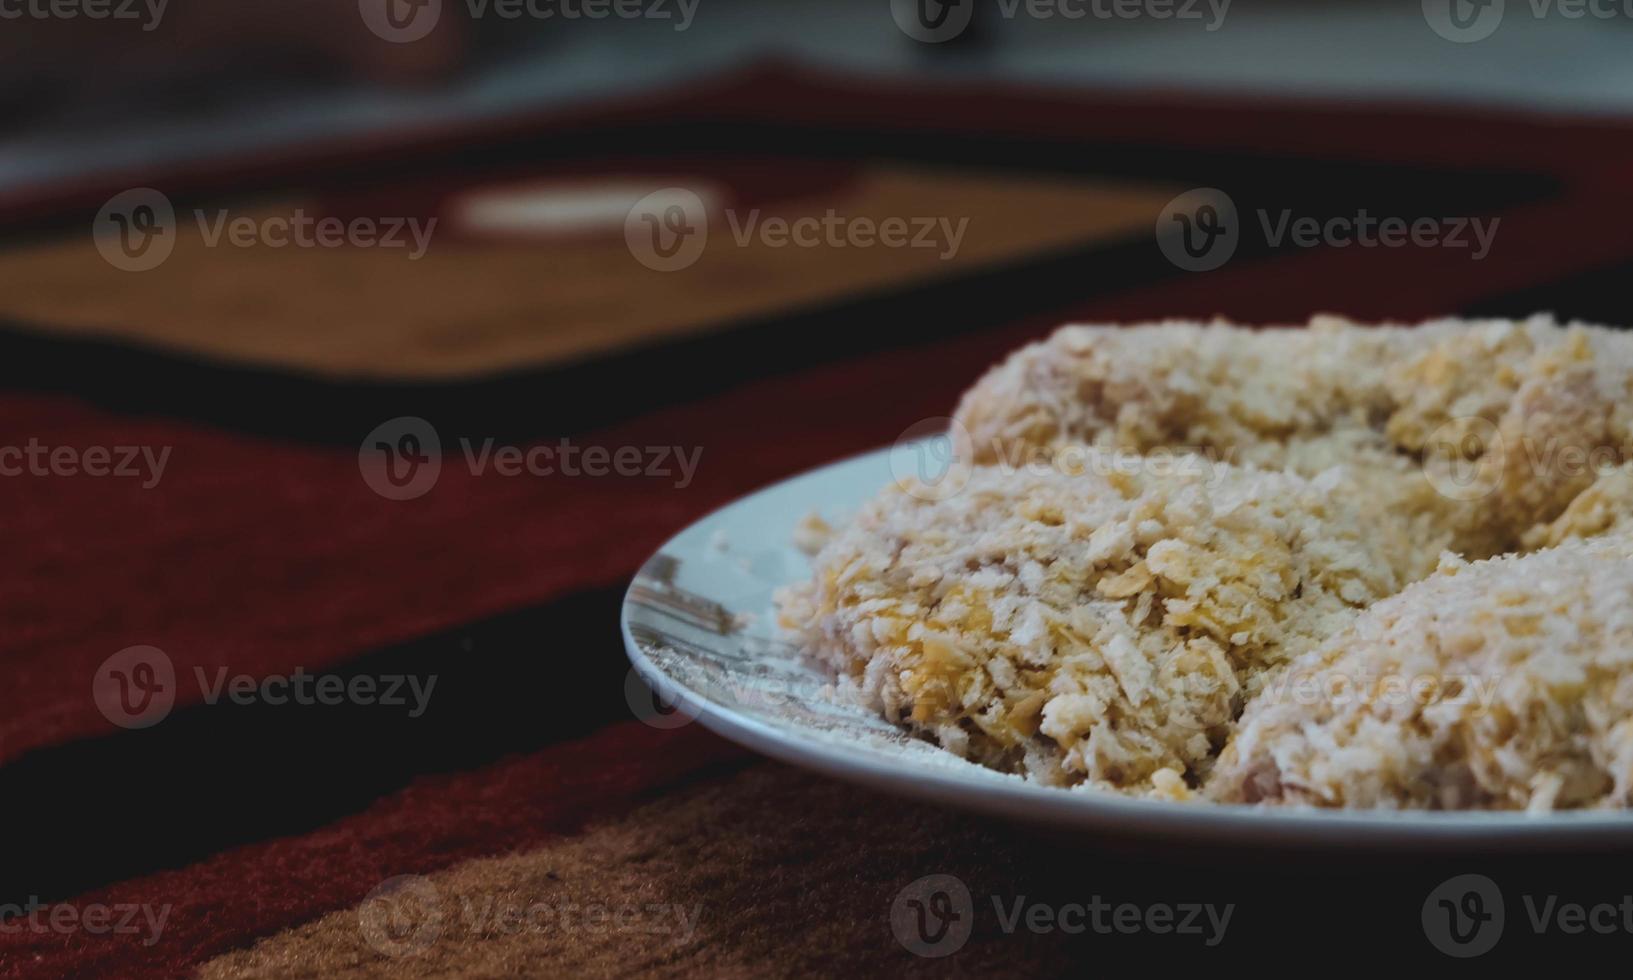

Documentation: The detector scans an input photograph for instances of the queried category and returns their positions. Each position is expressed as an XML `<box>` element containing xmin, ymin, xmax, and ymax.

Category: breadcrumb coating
<box><xmin>775</xmin><ymin>456</ymin><xmax>1413</xmax><ymax>794</ymax></box>
<box><xmin>1206</xmin><ymin>533</ymin><xmax>1633</xmax><ymax>811</ymax></box>
<box><xmin>1523</xmin><ymin>464</ymin><xmax>1633</xmax><ymax>549</ymax></box>
<box><xmin>954</xmin><ymin>314</ymin><xmax>1633</xmax><ymax>560</ymax></box>
<box><xmin>778</xmin><ymin>315</ymin><xmax>1633</xmax><ymax>808</ymax></box>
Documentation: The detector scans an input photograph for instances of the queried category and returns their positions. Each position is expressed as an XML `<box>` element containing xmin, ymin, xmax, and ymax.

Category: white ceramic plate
<box><xmin>621</xmin><ymin>439</ymin><xmax>1633</xmax><ymax>847</ymax></box>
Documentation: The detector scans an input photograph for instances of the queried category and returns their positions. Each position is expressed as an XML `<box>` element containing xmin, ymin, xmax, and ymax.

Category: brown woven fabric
<box><xmin>0</xmin><ymin>170</ymin><xmax>1170</xmax><ymax>378</ymax></box>
<box><xmin>198</xmin><ymin>764</ymin><xmax>1088</xmax><ymax>979</ymax></box>
<box><xmin>201</xmin><ymin>760</ymin><xmax>1633</xmax><ymax>976</ymax></box>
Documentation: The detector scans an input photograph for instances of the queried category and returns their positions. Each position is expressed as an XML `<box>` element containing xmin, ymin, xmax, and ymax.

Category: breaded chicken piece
<box><xmin>779</xmin><ymin>317</ymin><xmax>1633</xmax><ymax>805</ymax></box>
<box><xmin>954</xmin><ymin>314</ymin><xmax>1633</xmax><ymax>560</ymax></box>
<box><xmin>1523</xmin><ymin>463</ymin><xmax>1633</xmax><ymax>549</ymax></box>
<box><xmin>775</xmin><ymin>453</ymin><xmax>1415</xmax><ymax>795</ymax></box>
<box><xmin>1206</xmin><ymin>533</ymin><xmax>1633</xmax><ymax>811</ymax></box>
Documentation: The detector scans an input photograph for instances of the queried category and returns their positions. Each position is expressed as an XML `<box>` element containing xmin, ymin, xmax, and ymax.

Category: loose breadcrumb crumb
<box><xmin>791</xmin><ymin>512</ymin><xmax>834</xmax><ymax>556</ymax></box>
